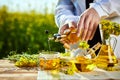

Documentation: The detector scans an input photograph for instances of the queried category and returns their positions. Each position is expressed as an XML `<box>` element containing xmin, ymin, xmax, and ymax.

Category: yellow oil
<box><xmin>39</xmin><ymin>58</ymin><xmax>60</xmax><ymax>70</ymax></box>
<box><xmin>74</xmin><ymin>56</ymin><xmax>96</xmax><ymax>72</ymax></box>
<box><xmin>94</xmin><ymin>44</ymin><xmax>118</xmax><ymax>71</ymax></box>
<box><xmin>67</xmin><ymin>32</ymin><xmax>80</xmax><ymax>44</ymax></box>
<box><xmin>74</xmin><ymin>44</ymin><xmax>118</xmax><ymax>71</ymax></box>
<box><xmin>63</xmin><ymin>27</ymin><xmax>81</xmax><ymax>49</ymax></box>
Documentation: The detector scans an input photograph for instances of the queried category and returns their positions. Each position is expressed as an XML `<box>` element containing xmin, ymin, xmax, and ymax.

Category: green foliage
<box><xmin>0</xmin><ymin>6</ymin><xmax>64</xmax><ymax>58</ymax></box>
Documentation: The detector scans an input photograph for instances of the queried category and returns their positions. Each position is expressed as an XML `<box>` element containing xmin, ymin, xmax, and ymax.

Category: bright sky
<box><xmin>0</xmin><ymin>0</ymin><xmax>58</xmax><ymax>13</ymax></box>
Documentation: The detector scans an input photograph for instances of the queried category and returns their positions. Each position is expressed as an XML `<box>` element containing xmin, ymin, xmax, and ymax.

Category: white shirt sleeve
<box><xmin>55</xmin><ymin>0</ymin><xmax>79</xmax><ymax>28</ymax></box>
<box><xmin>90</xmin><ymin>0</ymin><xmax>120</xmax><ymax>19</ymax></box>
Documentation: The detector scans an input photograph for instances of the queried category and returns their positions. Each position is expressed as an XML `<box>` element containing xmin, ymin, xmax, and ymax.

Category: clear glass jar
<box><xmin>38</xmin><ymin>51</ymin><xmax>60</xmax><ymax>70</ymax></box>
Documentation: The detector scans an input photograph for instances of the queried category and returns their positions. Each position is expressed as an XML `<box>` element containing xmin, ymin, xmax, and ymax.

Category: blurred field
<box><xmin>0</xmin><ymin>6</ymin><xmax>64</xmax><ymax>58</ymax></box>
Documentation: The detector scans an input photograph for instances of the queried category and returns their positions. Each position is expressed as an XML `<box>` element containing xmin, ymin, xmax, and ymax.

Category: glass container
<box><xmin>38</xmin><ymin>51</ymin><xmax>60</xmax><ymax>70</ymax></box>
<box><xmin>95</xmin><ymin>36</ymin><xmax>118</xmax><ymax>71</ymax></box>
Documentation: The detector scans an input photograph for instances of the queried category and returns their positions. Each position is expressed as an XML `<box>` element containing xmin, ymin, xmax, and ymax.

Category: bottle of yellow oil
<box><xmin>94</xmin><ymin>38</ymin><xmax>118</xmax><ymax>71</ymax></box>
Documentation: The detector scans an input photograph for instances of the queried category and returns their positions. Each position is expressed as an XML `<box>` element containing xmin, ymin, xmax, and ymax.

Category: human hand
<box><xmin>58</xmin><ymin>22</ymin><xmax>78</xmax><ymax>49</ymax></box>
<box><xmin>59</xmin><ymin>22</ymin><xmax>77</xmax><ymax>34</ymax></box>
<box><xmin>77</xmin><ymin>8</ymin><xmax>100</xmax><ymax>41</ymax></box>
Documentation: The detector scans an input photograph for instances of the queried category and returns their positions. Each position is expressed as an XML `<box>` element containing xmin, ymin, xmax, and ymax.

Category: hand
<box><xmin>77</xmin><ymin>8</ymin><xmax>100</xmax><ymax>41</ymax></box>
<box><xmin>59</xmin><ymin>22</ymin><xmax>78</xmax><ymax>49</ymax></box>
<box><xmin>59</xmin><ymin>21</ymin><xmax>77</xmax><ymax>34</ymax></box>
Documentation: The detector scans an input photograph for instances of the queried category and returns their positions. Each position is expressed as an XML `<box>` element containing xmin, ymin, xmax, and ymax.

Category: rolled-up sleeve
<box><xmin>90</xmin><ymin>0</ymin><xmax>120</xmax><ymax>19</ymax></box>
<box><xmin>55</xmin><ymin>0</ymin><xmax>79</xmax><ymax>28</ymax></box>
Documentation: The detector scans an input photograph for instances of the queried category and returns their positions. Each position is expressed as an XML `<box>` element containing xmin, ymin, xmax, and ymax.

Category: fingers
<box><xmin>59</xmin><ymin>24</ymin><xmax>69</xmax><ymax>34</ymax></box>
<box><xmin>63</xmin><ymin>43</ymin><xmax>70</xmax><ymax>49</ymax></box>
<box><xmin>77</xmin><ymin>12</ymin><xmax>90</xmax><ymax>41</ymax></box>
<box><xmin>59</xmin><ymin>22</ymin><xmax>77</xmax><ymax>35</ymax></box>
<box><xmin>89</xmin><ymin>15</ymin><xmax>100</xmax><ymax>40</ymax></box>
<box><xmin>77</xmin><ymin>8</ymin><xmax>100</xmax><ymax>41</ymax></box>
<box><xmin>68</xmin><ymin>22</ymin><xmax>77</xmax><ymax>28</ymax></box>
<box><xmin>86</xmin><ymin>21</ymin><xmax>94</xmax><ymax>40</ymax></box>
<box><xmin>77</xmin><ymin>13</ymin><xmax>85</xmax><ymax>38</ymax></box>
<box><xmin>82</xmin><ymin>14</ymin><xmax>91</xmax><ymax>41</ymax></box>
<box><xmin>60</xmin><ymin>37</ymin><xmax>70</xmax><ymax>44</ymax></box>
<box><xmin>59</xmin><ymin>38</ymin><xmax>70</xmax><ymax>49</ymax></box>
<box><xmin>89</xmin><ymin>8</ymin><xmax>100</xmax><ymax>40</ymax></box>
<box><xmin>58</xmin><ymin>8</ymin><xmax>101</xmax><ymax>50</ymax></box>
<box><xmin>58</xmin><ymin>21</ymin><xmax>78</xmax><ymax>49</ymax></box>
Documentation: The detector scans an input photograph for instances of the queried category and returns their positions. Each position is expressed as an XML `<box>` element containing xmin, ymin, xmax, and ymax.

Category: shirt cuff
<box><xmin>90</xmin><ymin>3</ymin><xmax>109</xmax><ymax>19</ymax></box>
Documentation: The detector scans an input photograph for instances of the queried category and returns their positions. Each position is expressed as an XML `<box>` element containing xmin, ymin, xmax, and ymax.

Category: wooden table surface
<box><xmin>0</xmin><ymin>59</ymin><xmax>120</xmax><ymax>80</ymax></box>
<box><xmin>37</xmin><ymin>59</ymin><xmax>120</xmax><ymax>80</ymax></box>
<box><xmin>0</xmin><ymin>60</ymin><xmax>38</xmax><ymax>80</ymax></box>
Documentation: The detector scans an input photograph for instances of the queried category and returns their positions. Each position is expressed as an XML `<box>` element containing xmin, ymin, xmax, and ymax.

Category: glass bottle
<box><xmin>48</xmin><ymin>27</ymin><xmax>81</xmax><ymax>49</ymax></box>
<box><xmin>94</xmin><ymin>36</ymin><xmax>118</xmax><ymax>71</ymax></box>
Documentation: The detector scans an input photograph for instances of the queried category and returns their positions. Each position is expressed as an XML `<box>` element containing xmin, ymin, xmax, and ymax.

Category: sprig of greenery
<box><xmin>15</xmin><ymin>54</ymin><xmax>38</xmax><ymax>67</ymax></box>
<box><xmin>7</xmin><ymin>51</ymin><xmax>39</xmax><ymax>67</ymax></box>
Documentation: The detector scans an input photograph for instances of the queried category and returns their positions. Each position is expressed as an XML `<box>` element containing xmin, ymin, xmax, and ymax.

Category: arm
<box><xmin>91</xmin><ymin>0</ymin><xmax>120</xmax><ymax>19</ymax></box>
<box><xmin>77</xmin><ymin>0</ymin><xmax>120</xmax><ymax>41</ymax></box>
<box><xmin>55</xmin><ymin>0</ymin><xmax>80</xmax><ymax>48</ymax></box>
<box><xmin>55</xmin><ymin>0</ymin><xmax>79</xmax><ymax>28</ymax></box>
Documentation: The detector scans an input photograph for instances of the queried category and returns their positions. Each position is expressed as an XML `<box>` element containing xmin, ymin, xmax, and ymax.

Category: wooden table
<box><xmin>0</xmin><ymin>60</ymin><xmax>120</xmax><ymax>80</ymax></box>
<box><xmin>37</xmin><ymin>69</ymin><xmax>120</xmax><ymax>80</ymax></box>
<box><xmin>0</xmin><ymin>60</ymin><xmax>37</xmax><ymax>80</ymax></box>
<box><xmin>38</xmin><ymin>59</ymin><xmax>120</xmax><ymax>80</ymax></box>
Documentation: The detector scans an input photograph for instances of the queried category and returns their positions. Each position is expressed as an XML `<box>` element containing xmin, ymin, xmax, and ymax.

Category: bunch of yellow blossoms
<box><xmin>100</xmin><ymin>20</ymin><xmax>120</xmax><ymax>39</ymax></box>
